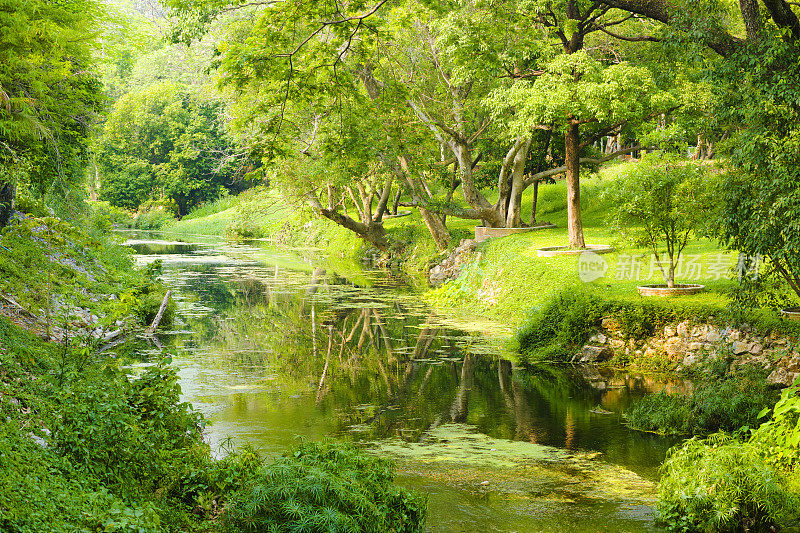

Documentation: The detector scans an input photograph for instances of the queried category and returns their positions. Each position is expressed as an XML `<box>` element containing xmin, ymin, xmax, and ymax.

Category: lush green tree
<box><xmin>167</xmin><ymin>0</ymin><xmax>681</xmax><ymax>253</ymax></box>
<box><xmin>95</xmin><ymin>82</ymin><xmax>241</xmax><ymax>216</ymax></box>
<box><xmin>0</xmin><ymin>0</ymin><xmax>105</xmax><ymax>224</ymax></box>
<box><xmin>715</xmin><ymin>37</ymin><xmax>800</xmax><ymax>301</ymax></box>
<box><xmin>605</xmin><ymin>154</ymin><xmax>717</xmax><ymax>287</ymax></box>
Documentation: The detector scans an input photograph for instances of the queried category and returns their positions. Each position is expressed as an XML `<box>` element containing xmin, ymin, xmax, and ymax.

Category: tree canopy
<box><xmin>0</xmin><ymin>0</ymin><xmax>105</xmax><ymax>222</ymax></box>
<box><xmin>95</xmin><ymin>82</ymin><xmax>242</xmax><ymax>216</ymax></box>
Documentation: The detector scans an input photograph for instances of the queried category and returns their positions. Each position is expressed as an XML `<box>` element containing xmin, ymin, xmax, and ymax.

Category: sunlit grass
<box><xmin>427</xmin><ymin>161</ymin><xmax>738</xmax><ymax>325</ymax></box>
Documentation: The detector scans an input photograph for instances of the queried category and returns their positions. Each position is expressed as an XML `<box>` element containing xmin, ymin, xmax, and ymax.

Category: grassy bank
<box><xmin>0</xmin><ymin>215</ymin><xmax>426</xmax><ymax>532</ymax></box>
<box><xmin>428</xmin><ymin>161</ymin><xmax>738</xmax><ymax>326</ymax></box>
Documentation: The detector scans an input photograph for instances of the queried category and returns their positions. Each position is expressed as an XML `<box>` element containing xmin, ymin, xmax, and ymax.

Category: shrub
<box><xmin>223</xmin><ymin>440</ymin><xmax>427</xmax><ymax>533</ymax></box>
<box><xmin>657</xmin><ymin>434</ymin><xmax>799</xmax><ymax>533</ymax></box>
<box><xmin>626</xmin><ymin>364</ymin><xmax>777</xmax><ymax>436</ymax></box>
<box><xmin>516</xmin><ymin>289</ymin><xmax>610</xmax><ymax>361</ymax></box>
<box><xmin>750</xmin><ymin>379</ymin><xmax>800</xmax><ymax>475</ymax></box>
<box><xmin>131</xmin><ymin>209</ymin><xmax>175</xmax><ymax>230</ymax></box>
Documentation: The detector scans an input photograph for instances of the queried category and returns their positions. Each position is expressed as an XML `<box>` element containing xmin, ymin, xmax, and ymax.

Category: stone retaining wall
<box><xmin>576</xmin><ymin>317</ymin><xmax>800</xmax><ymax>387</ymax></box>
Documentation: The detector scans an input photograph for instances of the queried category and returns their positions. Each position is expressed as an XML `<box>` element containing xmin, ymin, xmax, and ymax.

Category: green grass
<box><xmin>164</xmin><ymin>187</ymin><xmax>292</xmax><ymax>239</ymax></box>
<box><xmin>428</xmin><ymin>161</ymin><xmax>739</xmax><ymax>326</ymax></box>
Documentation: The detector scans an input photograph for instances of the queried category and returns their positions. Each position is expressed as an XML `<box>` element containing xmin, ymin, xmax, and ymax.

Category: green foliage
<box><xmin>130</xmin><ymin>209</ymin><xmax>176</xmax><ymax>231</ymax></box>
<box><xmin>516</xmin><ymin>290</ymin><xmax>611</xmax><ymax>361</ymax></box>
<box><xmin>488</xmin><ymin>51</ymin><xmax>673</xmax><ymax>138</ymax></box>
<box><xmin>657</xmin><ymin>433</ymin><xmax>799</xmax><ymax>533</ymax></box>
<box><xmin>626</xmin><ymin>363</ymin><xmax>777</xmax><ymax>436</ymax></box>
<box><xmin>0</xmin><ymin>217</ymin><xmax>131</xmax><ymax>318</ymax></box>
<box><xmin>626</xmin><ymin>392</ymin><xmax>692</xmax><ymax>436</ymax></box>
<box><xmin>130</xmin><ymin>288</ymin><xmax>176</xmax><ymax>328</ymax></box>
<box><xmin>87</xmin><ymin>201</ymin><xmax>133</xmax><ymax>234</ymax></box>
<box><xmin>604</xmin><ymin>153</ymin><xmax>718</xmax><ymax>286</ymax></box>
<box><xmin>224</xmin><ymin>440</ymin><xmax>427</xmax><ymax>533</ymax></box>
<box><xmin>714</xmin><ymin>36</ymin><xmax>800</xmax><ymax>302</ymax></box>
<box><xmin>53</xmin><ymin>360</ymin><xmax>204</xmax><ymax>488</ymax></box>
<box><xmin>750</xmin><ymin>379</ymin><xmax>800</xmax><ymax>475</ymax></box>
<box><xmin>0</xmin><ymin>317</ymin><xmax>200</xmax><ymax>532</ymax></box>
<box><xmin>0</xmin><ymin>0</ymin><xmax>104</xmax><ymax>220</ymax></box>
<box><xmin>95</xmin><ymin>82</ymin><xmax>242</xmax><ymax>216</ymax></box>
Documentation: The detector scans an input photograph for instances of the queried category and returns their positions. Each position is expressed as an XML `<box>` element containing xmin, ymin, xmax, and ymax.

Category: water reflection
<box><xmin>122</xmin><ymin>233</ymin><xmax>678</xmax><ymax>532</ymax></box>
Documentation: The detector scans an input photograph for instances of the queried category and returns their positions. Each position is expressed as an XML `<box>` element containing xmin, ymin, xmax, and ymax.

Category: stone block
<box><xmin>683</xmin><ymin>354</ymin><xmax>699</xmax><ymax>367</ymax></box>
<box><xmin>578</xmin><ymin>345</ymin><xmax>613</xmax><ymax>363</ymax></box>
<box><xmin>767</xmin><ymin>368</ymin><xmax>799</xmax><ymax>388</ymax></box>
<box><xmin>706</xmin><ymin>329</ymin><xmax>721</xmax><ymax>343</ymax></box>
<box><xmin>732</xmin><ymin>341</ymin><xmax>750</xmax><ymax>355</ymax></box>
<box><xmin>601</xmin><ymin>317</ymin><xmax>622</xmax><ymax>332</ymax></box>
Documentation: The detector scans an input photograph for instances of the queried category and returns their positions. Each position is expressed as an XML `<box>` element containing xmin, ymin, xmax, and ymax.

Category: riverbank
<box><xmin>0</xmin><ymin>216</ymin><xmax>426</xmax><ymax>532</ymax></box>
<box><xmin>127</xmin><ymin>162</ymin><xmax>740</xmax><ymax>327</ymax></box>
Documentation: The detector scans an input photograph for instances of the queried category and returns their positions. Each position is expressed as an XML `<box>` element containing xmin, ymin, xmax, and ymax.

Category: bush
<box><xmin>223</xmin><ymin>440</ymin><xmax>427</xmax><ymax>533</ymax></box>
<box><xmin>516</xmin><ymin>289</ymin><xmax>610</xmax><ymax>361</ymax></box>
<box><xmin>626</xmin><ymin>363</ymin><xmax>777</xmax><ymax>436</ymax></box>
<box><xmin>657</xmin><ymin>434</ymin><xmax>799</xmax><ymax>533</ymax></box>
<box><xmin>131</xmin><ymin>209</ymin><xmax>175</xmax><ymax>230</ymax></box>
<box><xmin>750</xmin><ymin>379</ymin><xmax>800</xmax><ymax>474</ymax></box>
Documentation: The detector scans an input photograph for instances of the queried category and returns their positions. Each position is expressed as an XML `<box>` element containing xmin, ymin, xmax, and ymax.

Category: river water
<box><xmin>122</xmin><ymin>233</ymin><xmax>684</xmax><ymax>532</ymax></box>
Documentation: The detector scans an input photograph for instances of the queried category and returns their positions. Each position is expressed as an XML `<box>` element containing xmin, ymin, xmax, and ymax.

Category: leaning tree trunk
<box><xmin>565</xmin><ymin>122</ymin><xmax>585</xmax><ymax>248</ymax></box>
<box><xmin>419</xmin><ymin>207</ymin><xmax>450</xmax><ymax>251</ymax></box>
<box><xmin>306</xmin><ymin>191</ymin><xmax>393</xmax><ymax>252</ymax></box>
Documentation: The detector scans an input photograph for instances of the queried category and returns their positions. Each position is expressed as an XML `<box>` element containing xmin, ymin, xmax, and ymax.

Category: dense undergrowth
<box><xmin>0</xmin><ymin>215</ymin><xmax>427</xmax><ymax>532</ymax></box>
<box><xmin>624</xmin><ymin>360</ymin><xmax>776</xmax><ymax>436</ymax></box>
<box><xmin>0</xmin><ymin>318</ymin><xmax>426</xmax><ymax>532</ymax></box>
<box><xmin>655</xmin><ymin>378</ymin><xmax>800</xmax><ymax>533</ymax></box>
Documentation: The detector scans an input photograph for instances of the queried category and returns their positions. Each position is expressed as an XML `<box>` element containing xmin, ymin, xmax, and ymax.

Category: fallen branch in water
<box><xmin>145</xmin><ymin>290</ymin><xmax>172</xmax><ymax>336</ymax></box>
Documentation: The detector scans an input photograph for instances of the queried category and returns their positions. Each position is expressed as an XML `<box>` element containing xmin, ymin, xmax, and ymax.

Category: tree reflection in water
<box><xmin>150</xmin><ymin>259</ymin><xmax>683</xmax><ymax>477</ymax></box>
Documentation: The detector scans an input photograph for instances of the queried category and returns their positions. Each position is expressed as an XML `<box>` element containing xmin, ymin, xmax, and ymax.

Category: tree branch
<box><xmin>593</xmin><ymin>24</ymin><xmax>662</xmax><ymax>41</ymax></box>
<box><xmin>523</xmin><ymin>145</ymin><xmax>645</xmax><ymax>186</ymax></box>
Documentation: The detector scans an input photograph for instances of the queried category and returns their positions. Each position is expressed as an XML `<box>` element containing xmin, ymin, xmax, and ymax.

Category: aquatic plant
<box><xmin>626</xmin><ymin>364</ymin><xmax>776</xmax><ymax>436</ymax></box>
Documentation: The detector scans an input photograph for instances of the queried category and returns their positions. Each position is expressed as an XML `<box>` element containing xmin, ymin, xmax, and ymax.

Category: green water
<box><xmin>123</xmin><ymin>233</ymin><xmax>684</xmax><ymax>532</ymax></box>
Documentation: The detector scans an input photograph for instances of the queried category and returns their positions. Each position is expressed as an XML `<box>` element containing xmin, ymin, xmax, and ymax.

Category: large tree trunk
<box><xmin>419</xmin><ymin>207</ymin><xmax>450</xmax><ymax>251</ymax></box>
<box><xmin>565</xmin><ymin>123</ymin><xmax>585</xmax><ymax>248</ymax></box>
<box><xmin>505</xmin><ymin>138</ymin><xmax>532</xmax><ymax>227</ymax></box>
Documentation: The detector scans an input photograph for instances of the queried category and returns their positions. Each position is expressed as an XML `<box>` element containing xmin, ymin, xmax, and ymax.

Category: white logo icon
<box><xmin>578</xmin><ymin>251</ymin><xmax>608</xmax><ymax>283</ymax></box>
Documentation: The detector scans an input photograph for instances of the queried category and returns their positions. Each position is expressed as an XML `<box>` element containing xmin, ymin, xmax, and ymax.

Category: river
<box><xmin>122</xmin><ymin>233</ymin><xmax>684</xmax><ymax>532</ymax></box>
